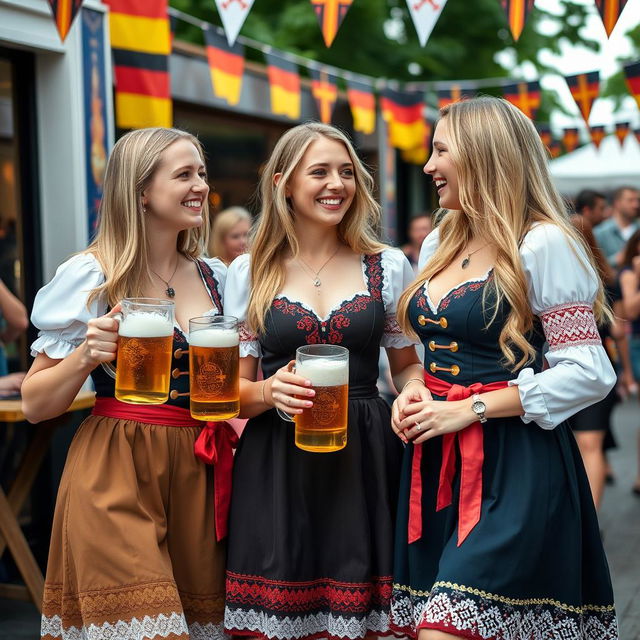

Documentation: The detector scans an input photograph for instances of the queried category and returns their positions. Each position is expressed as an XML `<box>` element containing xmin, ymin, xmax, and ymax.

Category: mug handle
<box><xmin>276</xmin><ymin>407</ymin><xmax>296</xmax><ymax>422</ymax></box>
<box><xmin>100</xmin><ymin>312</ymin><xmax>123</xmax><ymax>380</ymax></box>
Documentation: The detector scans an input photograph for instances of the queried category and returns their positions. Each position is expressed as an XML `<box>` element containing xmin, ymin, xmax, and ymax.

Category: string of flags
<box><xmin>44</xmin><ymin>0</ymin><xmax>639</xmax><ymax>162</ymax></box>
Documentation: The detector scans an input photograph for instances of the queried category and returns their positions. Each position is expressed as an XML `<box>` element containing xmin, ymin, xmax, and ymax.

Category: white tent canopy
<box><xmin>549</xmin><ymin>134</ymin><xmax>640</xmax><ymax>198</ymax></box>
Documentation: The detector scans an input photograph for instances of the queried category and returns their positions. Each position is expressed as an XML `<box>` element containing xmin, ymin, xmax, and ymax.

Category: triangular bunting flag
<box><xmin>105</xmin><ymin>0</ymin><xmax>172</xmax><ymax>129</ymax></box>
<box><xmin>310</xmin><ymin>0</ymin><xmax>353</xmax><ymax>47</ymax></box>
<box><xmin>204</xmin><ymin>29</ymin><xmax>245</xmax><ymax>106</ymax></box>
<box><xmin>565</xmin><ymin>71</ymin><xmax>600</xmax><ymax>124</ymax></box>
<box><xmin>622</xmin><ymin>60</ymin><xmax>640</xmax><ymax>110</ymax></box>
<box><xmin>310</xmin><ymin>69</ymin><xmax>338</xmax><ymax>124</ymax></box>
<box><xmin>437</xmin><ymin>85</ymin><xmax>473</xmax><ymax>109</ymax></box>
<box><xmin>503</xmin><ymin>81</ymin><xmax>541</xmax><ymax>120</ymax></box>
<box><xmin>346</xmin><ymin>78</ymin><xmax>376</xmax><ymax>135</ymax></box>
<box><xmin>615</xmin><ymin>121</ymin><xmax>630</xmax><ymax>146</ymax></box>
<box><xmin>595</xmin><ymin>0</ymin><xmax>628</xmax><ymax>37</ymax></box>
<box><xmin>406</xmin><ymin>0</ymin><xmax>449</xmax><ymax>47</ymax></box>
<box><xmin>590</xmin><ymin>125</ymin><xmax>606</xmax><ymax>149</ymax></box>
<box><xmin>500</xmin><ymin>0</ymin><xmax>535</xmax><ymax>41</ymax></box>
<box><xmin>562</xmin><ymin>127</ymin><xmax>580</xmax><ymax>153</ymax></box>
<box><xmin>380</xmin><ymin>88</ymin><xmax>427</xmax><ymax>151</ymax></box>
<box><xmin>47</xmin><ymin>0</ymin><xmax>84</xmax><ymax>41</ymax></box>
<box><xmin>536</xmin><ymin>123</ymin><xmax>552</xmax><ymax>149</ymax></box>
<box><xmin>214</xmin><ymin>0</ymin><xmax>255</xmax><ymax>46</ymax></box>
<box><xmin>401</xmin><ymin>119</ymin><xmax>432</xmax><ymax>165</ymax></box>
<box><xmin>634</xmin><ymin>128</ymin><xmax>640</xmax><ymax>145</ymax></box>
<box><xmin>549</xmin><ymin>139</ymin><xmax>561</xmax><ymax>158</ymax></box>
<box><xmin>265</xmin><ymin>54</ymin><xmax>301</xmax><ymax>120</ymax></box>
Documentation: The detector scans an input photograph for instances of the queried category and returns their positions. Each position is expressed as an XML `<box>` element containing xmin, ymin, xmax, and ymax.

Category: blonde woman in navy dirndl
<box><xmin>23</xmin><ymin>128</ymin><xmax>234</xmax><ymax>640</ymax></box>
<box><xmin>388</xmin><ymin>98</ymin><xmax>618</xmax><ymax>640</ymax></box>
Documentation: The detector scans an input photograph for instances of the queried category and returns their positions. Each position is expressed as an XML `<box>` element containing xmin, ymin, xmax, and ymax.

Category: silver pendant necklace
<box><xmin>150</xmin><ymin>259</ymin><xmax>179</xmax><ymax>298</ymax></box>
<box><xmin>296</xmin><ymin>245</ymin><xmax>341</xmax><ymax>288</ymax></box>
<box><xmin>461</xmin><ymin>244</ymin><xmax>488</xmax><ymax>269</ymax></box>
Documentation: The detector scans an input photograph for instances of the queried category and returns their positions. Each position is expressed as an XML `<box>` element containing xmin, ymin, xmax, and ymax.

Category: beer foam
<box><xmin>296</xmin><ymin>358</ymin><xmax>348</xmax><ymax>386</ymax></box>
<box><xmin>189</xmin><ymin>328</ymin><xmax>239</xmax><ymax>348</ymax></box>
<box><xmin>118</xmin><ymin>313</ymin><xmax>174</xmax><ymax>337</ymax></box>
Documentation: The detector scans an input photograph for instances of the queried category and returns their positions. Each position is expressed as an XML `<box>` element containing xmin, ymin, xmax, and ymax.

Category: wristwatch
<box><xmin>471</xmin><ymin>394</ymin><xmax>487</xmax><ymax>423</ymax></box>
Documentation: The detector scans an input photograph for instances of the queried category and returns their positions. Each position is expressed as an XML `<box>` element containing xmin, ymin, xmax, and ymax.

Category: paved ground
<box><xmin>1</xmin><ymin>398</ymin><xmax>639</xmax><ymax>639</ymax></box>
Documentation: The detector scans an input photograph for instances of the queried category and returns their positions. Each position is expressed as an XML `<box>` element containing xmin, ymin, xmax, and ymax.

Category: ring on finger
<box><xmin>414</xmin><ymin>421</ymin><xmax>422</xmax><ymax>432</ymax></box>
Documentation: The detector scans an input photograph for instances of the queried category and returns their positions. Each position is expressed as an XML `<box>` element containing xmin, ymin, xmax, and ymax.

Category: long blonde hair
<box><xmin>247</xmin><ymin>122</ymin><xmax>385</xmax><ymax>334</ymax></box>
<box><xmin>208</xmin><ymin>206</ymin><xmax>252</xmax><ymax>264</ymax></box>
<box><xmin>87</xmin><ymin>127</ymin><xmax>210</xmax><ymax>307</ymax></box>
<box><xmin>397</xmin><ymin>97</ymin><xmax>608</xmax><ymax>369</ymax></box>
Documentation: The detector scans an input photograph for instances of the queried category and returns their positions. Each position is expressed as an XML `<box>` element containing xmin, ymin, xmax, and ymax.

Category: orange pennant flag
<box><xmin>310</xmin><ymin>0</ymin><xmax>353</xmax><ymax>47</ymax></box>
<box><xmin>595</xmin><ymin>0</ymin><xmax>628</xmax><ymax>37</ymax></box>
<box><xmin>48</xmin><ymin>0</ymin><xmax>84</xmax><ymax>41</ymax></box>
<box><xmin>500</xmin><ymin>0</ymin><xmax>535</xmax><ymax>41</ymax></box>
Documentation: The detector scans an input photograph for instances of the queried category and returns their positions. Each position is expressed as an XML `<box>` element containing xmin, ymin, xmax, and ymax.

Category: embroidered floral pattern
<box><xmin>197</xmin><ymin>260</ymin><xmax>224</xmax><ymax>314</ymax></box>
<box><xmin>439</xmin><ymin>280</ymin><xmax>487</xmax><ymax>312</ymax></box>
<box><xmin>390</xmin><ymin>582</ymin><xmax>617</xmax><ymax>640</ymax></box>
<box><xmin>539</xmin><ymin>302</ymin><xmax>601</xmax><ymax>351</ymax></box>
<box><xmin>239</xmin><ymin>321</ymin><xmax>258</xmax><ymax>344</ymax></box>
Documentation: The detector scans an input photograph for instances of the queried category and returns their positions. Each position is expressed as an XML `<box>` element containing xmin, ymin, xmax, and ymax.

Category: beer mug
<box><xmin>189</xmin><ymin>316</ymin><xmax>240</xmax><ymax>420</ymax></box>
<box><xmin>102</xmin><ymin>298</ymin><xmax>175</xmax><ymax>404</ymax></box>
<box><xmin>293</xmin><ymin>344</ymin><xmax>349</xmax><ymax>453</ymax></box>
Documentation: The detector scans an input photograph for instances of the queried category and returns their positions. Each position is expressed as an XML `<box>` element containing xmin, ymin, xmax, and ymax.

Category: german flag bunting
<box><xmin>562</xmin><ymin>127</ymin><xmax>580</xmax><ymax>153</ymax></box>
<box><xmin>266</xmin><ymin>54</ymin><xmax>301</xmax><ymax>120</ymax></box>
<box><xmin>590</xmin><ymin>125</ymin><xmax>606</xmax><ymax>149</ymax></box>
<box><xmin>437</xmin><ymin>85</ymin><xmax>473</xmax><ymax>109</ymax></box>
<box><xmin>536</xmin><ymin>124</ymin><xmax>552</xmax><ymax>149</ymax></box>
<box><xmin>635</xmin><ymin>128</ymin><xmax>640</xmax><ymax>146</ymax></box>
<box><xmin>549</xmin><ymin>139</ymin><xmax>561</xmax><ymax>158</ymax></box>
<box><xmin>500</xmin><ymin>0</ymin><xmax>535</xmax><ymax>42</ymax></box>
<box><xmin>622</xmin><ymin>60</ymin><xmax>640</xmax><ymax>110</ymax></box>
<box><xmin>503</xmin><ymin>81</ymin><xmax>541</xmax><ymax>120</ymax></box>
<box><xmin>381</xmin><ymin>88</ymin><xmax>427</xmax><ymax>151</ymax></box>
<box><xmin>105</xmin><ymin>0</ymin><xmax>172</xmax><ymax>129</ymax></box>
<box><xmin>615</xmin><ymin>121</ymin><xmax>630</xmax><ymax>146</ymax></box>
<box><xmin>204</xmin><ymin>29</ymin><xmax>245</xmax><ymax>106</ymax></box>
<box><xmin>346</xmin><ymin>78</ymin><xmax>376</xmax><ymax>135</ymax></box>
<box><xmin>310</xmin><ymin>0</ymin><xmax>353</xmax><ymax>47</ymax></box>
<box><xmin>48</xmin><ymin>0</ymin><xmax>84</xmax><ymax>41</ymax></box>
<box><xmin>310</xmin><ymin>69</ymin><xmax>338</xmax><ymax>124</ymax></box>
<box><xmin>401</xmin><ymin>119</ymin><xmax>432</xmax><ymax>165</ymax></box>
<box><xmin>595</xmin><ymin>0</ymin><xmax>628</xmax><ymax>37</ymax></box>
<box><xmin>565</xmin><ymin>71</ymin><xmax>600</xmax><ymax>124</ymax></box>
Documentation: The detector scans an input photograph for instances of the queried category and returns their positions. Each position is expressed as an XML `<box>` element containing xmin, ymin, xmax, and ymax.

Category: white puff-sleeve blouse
<box><xmin>417</xmin><ymin>224</ymin><xmax>616</xmax><ymax>430</ymax></box>
<box><xmin>224</xmin><ymin>249</ymin><xmax>417</xmax><ymax>359</ymax></box>
<box><xmin>31</xmin><ymin>254</ymin><xmax>227</xmax><ymax>360</ymax></box>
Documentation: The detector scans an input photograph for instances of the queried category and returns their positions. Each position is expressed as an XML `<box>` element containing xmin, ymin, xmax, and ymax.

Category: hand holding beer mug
<box><xmin>102</xmin><ymin>298</ymin><xmax>175</xmax><ymax>404</ymax></box>
<box><xmin>189</xmin><ymin>316</ymin><xmax>240</xmax><ymax>420</ymax></box>
<box><xmin>286</xmin><ymin>345</ymin><xmax>349</xmax><ymax>453</ymax></box>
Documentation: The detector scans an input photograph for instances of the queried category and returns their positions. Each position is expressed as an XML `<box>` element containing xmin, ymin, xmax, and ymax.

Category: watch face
<box><xmin>472</xmin><ymin>400</ymin><xmax>486</xmax><ymax>413</ymax></box>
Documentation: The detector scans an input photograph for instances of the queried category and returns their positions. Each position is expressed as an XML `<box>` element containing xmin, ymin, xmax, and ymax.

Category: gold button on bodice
<box><xmin>429</xmin><ymin>362</ymin><xmax>460</xmax><ymax>376</ymax></box>
<box><xmin>428</xmin><ymin>340</ymin><xmax>459</xmax><ymax>352</ymax></box>
<box><xmin>418</xmin><ymin>315</ymin><xmax>448</xmax><ymax>328</ymax></box>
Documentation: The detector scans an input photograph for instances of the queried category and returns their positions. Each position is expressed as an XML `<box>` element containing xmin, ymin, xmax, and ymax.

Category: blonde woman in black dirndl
<box><xmin>22</xmin><ymin>128</ymin><xmax>233</xmax><ymax>640</ymax></box>
<box><xmin>388</xmin><ymin>97</ymin><xmax>618</xmax><ymax>640</ymax></box>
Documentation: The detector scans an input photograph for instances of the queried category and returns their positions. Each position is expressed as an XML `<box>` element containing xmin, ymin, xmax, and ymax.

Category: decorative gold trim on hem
<box><xmin>392</xmin><ymin>581</ymin><xmax>615</xmax><ymax>614</ymax></box>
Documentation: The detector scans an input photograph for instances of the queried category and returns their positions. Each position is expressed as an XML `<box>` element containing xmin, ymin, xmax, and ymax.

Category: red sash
<box><xmin>92</xmin><ymin>397</ymin><xmax>238</xmax><ymax>541</ymax></box>
<box><xmin>408</xmin><ymin>372</ymin><xmax>509</xmax><ymax>547</ymax></box>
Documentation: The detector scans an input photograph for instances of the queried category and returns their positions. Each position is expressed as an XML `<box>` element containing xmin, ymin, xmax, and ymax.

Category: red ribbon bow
<box><xmin>408</xmin><ymin>372</ymin><xmax>508</xmax><ymax>547</ymax></box>
<box><xmin>194</xmin><ymin>421</ymin><xmax>239</xmax><ymax>541</ymax></box>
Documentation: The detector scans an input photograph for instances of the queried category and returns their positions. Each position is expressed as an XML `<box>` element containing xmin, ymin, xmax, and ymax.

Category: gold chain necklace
<box><xmin>296</xmin><ymin>245</ymin><xmax>342</xmax><ymax>287</ymax></box>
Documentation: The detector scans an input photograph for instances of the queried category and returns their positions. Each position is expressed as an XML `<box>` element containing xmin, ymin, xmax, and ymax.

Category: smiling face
<box><xmin>142</xmin><ymin>138</ymin><xmax>209</xmax><ymax>232</ymax></box>
<box><xmin>424</xmin><ymin>118</ymin><xmax>462</xmax><ymax>211</ymax></box>
<box><xmin>284</xmin><ymin>136</ymin><xmax>356</xmax><ymax>228</ymax></box>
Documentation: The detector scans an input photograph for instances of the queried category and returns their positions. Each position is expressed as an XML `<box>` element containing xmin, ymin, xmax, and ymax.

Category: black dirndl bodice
<box><xmin>389</xmin><ymin>272</ymin><xmax>618</xmax><ymax>639</ymax></box>
<box><xmin>225</xmin><ymin>253</ymin><xmax>404</xmax><ymax>640</ymax></box>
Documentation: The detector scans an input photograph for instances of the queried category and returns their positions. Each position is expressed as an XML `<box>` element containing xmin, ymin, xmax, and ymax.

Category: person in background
<box><xmin>0</xmin><ymin>371</ymin><xmax>25</xmax><ymax>397</ymax></box>
<box><xmin>402</xmin><ymin>213</ymin><xmax>433</xmax><ymax>272</ymax></box>
<box><xmin>594</xmin><ymin>186</ymin><xmax>640</xmax><ymax>268</ymax></box>
<box><xmin>0</xmin><ymin>278</ymin><xmax>28</xmax><ymax>376</ymax></box>
<box><xmin>208</xmin><ymin>205</ymin><xmax>251</xmax><ymax>266</ymax></box>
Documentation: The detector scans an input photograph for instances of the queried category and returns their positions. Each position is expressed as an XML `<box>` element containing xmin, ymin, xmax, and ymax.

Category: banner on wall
<box><xmin>406</xmin><ymin>0</ymin><xmax>448</xmax><ymax>47</ymax></box>
<box><xmin>310</xmin><ymin>0</ymin><xmax>353</xmax><ymax>47</ymax></box>
<box><xmin>214</xmin><ymin>0</ymin><xmax>255</xmax><ymax>46</ymax></box>
<box><xmin>81</xmin><ymin>7</ymin><xmax>109</xmax><ymax>238</ymax></box>
<box><xmin>48</xmin><ymin>0</ymin><xmax>84</xmax><ymax>41</ymax></box>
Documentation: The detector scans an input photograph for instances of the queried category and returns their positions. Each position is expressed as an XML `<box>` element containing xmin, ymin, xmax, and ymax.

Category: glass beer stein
<box><xmin>102</xmin><ymin>298</ymin><xmax>175</xmax><ymax>404</ymax></box>
<box><xmin>189</xmin><ymin>316</ymin><xmax>240</xmax><ymax>420</ymax></box>
<box><xmin>293</xmin><ymin>344</ymin><xmax>349</xmax><ymax>453</ymax></box>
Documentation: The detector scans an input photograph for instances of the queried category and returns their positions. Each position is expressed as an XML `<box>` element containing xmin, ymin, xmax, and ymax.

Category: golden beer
<box><xmin>115</xmin><ymin>313</ymin><xmax>174</xmax><ymax>404</ymax></box>
<box><xmin>189</xmin><ymin>321</ymin><xmax>240</xmax><ymax>420</ymax></box>
<box><xmin>294</xmin><ymin>357</ymin><xmax>349</xmax><ymax>453</ymax></box>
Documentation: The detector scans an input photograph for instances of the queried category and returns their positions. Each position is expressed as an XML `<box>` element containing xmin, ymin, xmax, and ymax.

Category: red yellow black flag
<box><xmin>437</xmin><ymin>85</ymin><xmax>473</xmax><ymax>109</ymax></box>
<box><xmin>346</xmin><ymin>78</ymin><xmax>376</xmax><ymax>135</ymax></box>
<box><xmin>105</xmin><ymin>0</ymin><xmax>172</xmax><ymax>129</ymax></box>
<box><xmin>402</xmin><ymin>119</ymin><xmax>432</xmax><ymax>166</ymax></box>
<box><xmin>623</xmin><ymin>60</ymin><xmax>640</xmax><ymax>110</ymax></box>
<box><xmin>204</xmin><ymin>29</ymin><xmax>245</xmax><ymax>106</ymax></box>
<box><xmin>500</xmin><ymin>0</ymin><xmax>535</xmax><ymax>41</ymax></box>
<box><xmin>589</xmin><ymin>125</ymin><xmax>606</xmax><ymax>150</ymax></box>
<box><xmin>615</xmin><ymin>121</ymin><xmax>630</xmax><ymax>146</ymax></box>
<box><xmin>562</xmin><ymin>127</ymin><xmax>580</xmax><ymax>153</ymax></box>
<box><xmin>310</xmin><ymin>69</ymin><xmax>338</xmax><ymax>124</ymax></box>
<box><xmin>549</xmin><ymin>139</ymin><xmax>561</xmax><ymax>158</ymax></box>
<box><xmin>595</xmin><ymin>0</ymin><xmax>628</xmax><ymax>37</ymax></box>
<box><xmin>380</xmin><ymin>88</ymin><xmax>427</xmax><ymax>151</ymax></box>
<box><xmin>634</xmin><ymin>128</ymin><xmax>640</xmax><ymax>146</ymax></box>
<box><xmin>536</xmin><ymin>123</ymin><xmax>553</xmax><ymax>149</ymax></box>
<box><xmin>503</xmin><ymin>81</ymin><xmax>541</xmax><ymax>120</ymax></box>
<box><xmin>47</xmin><ymin>0</ymin><xmax>84</xmax><ymax>41</ymax></box>
<box><xmin>310</xmin><ymin>0</ymin><xmax>353</xmax><ymax>47</ymax></box>
<box><xmin>565</xmin><ymin>71</ymin><xmax>600</xmax><ymax>124</ymax></box>
<box><xmin>266</xmin><ymin>54</ymin><xmax>301</xmax><ymax>120</ymax></box>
